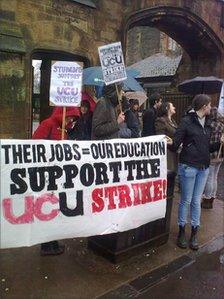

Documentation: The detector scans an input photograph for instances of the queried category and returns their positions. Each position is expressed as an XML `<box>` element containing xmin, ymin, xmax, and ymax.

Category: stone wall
<box><xmin>123</xmin><ymin>0</ymin><xmax>224</xmax><ymax>75</ymax></box>
<box><xmin>126</xmin><ymin>26</ymin><xmax>182</xmax><ymax>66</ymax></box>
<box><xmin>126</xmin><ymin>27</ymin><xmax>161</xmax><ymax>65</ymax></box>
<box><xmin>0</xmin><ymin>0</ymin><xmax>223</xmax><ymax>138</ymax></box>
<box><xmin>0</xmin><ymin>0</ymin><xmax>124</xmax><ymax>138</ymax></box>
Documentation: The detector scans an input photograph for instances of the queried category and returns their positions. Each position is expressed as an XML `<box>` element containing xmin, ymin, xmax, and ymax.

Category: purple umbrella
<box><xmin>178</xmin><ymin>76</ymin><xmax>223</xmax><ymax>94</ymax></box>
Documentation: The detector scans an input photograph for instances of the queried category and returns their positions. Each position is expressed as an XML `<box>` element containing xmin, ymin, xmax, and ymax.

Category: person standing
<box><xmin>142</xmin><ymin>93</ymin><xmax>162</xmax><ymax>137</ymax></box>
<box><xmin>68</xmin><ymin>100</ymin><xmax>92</xmax><ymax>141</ymax></box>
<box><xmin>32</xmin><ymin>106</ymin><xmax>80</xmax><ymax>255</ymax></box>
<box><xmin>155</xmin><ymin>102</ymin><xmax>178</xmax><ymax>172</ymax></box>
<box><xmin>118</xmin><ymin>97</ymin><xmax>140</xmax><ymax>138</ymax></box>
<box><xmin>169</xmin><ymin>94</ymin><xmax>222</xmax><ymax>250</ymax></box>
<box><xmin>92</xmin><ymin>84</ymin><xmax>124</xmax><ymax>140</ymax></box>
<box><xmin>202</xmin><ymin>107</ymin><xmax>224</xmax><ymax>209</ymax></box>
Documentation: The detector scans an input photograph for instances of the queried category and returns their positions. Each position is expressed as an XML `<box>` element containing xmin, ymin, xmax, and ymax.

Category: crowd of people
<box><xmin>33</xmin><ymin>84</ymin><xmax>224</xmax><ymax>255</ymax></box>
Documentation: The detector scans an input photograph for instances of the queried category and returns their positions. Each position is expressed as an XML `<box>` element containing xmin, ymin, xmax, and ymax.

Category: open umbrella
<box><xmin>178</xmin><ymin>76</ymin><xmax>223</xmax><ymax>94</ymax></box>
<box><xmin>83</xmin><ymin>66</ymin><xmax>144</xmax><ymax>92</ymax></box>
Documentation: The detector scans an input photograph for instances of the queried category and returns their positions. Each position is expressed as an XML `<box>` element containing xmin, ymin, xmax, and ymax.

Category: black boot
<box><xmin>201</xmin><ymin>198</ymin><xmax>213</xmax><ymax>209</ymax></box>
<box><xmin>209</xmin><ymin>197</ymin><xmax>214</xmax><ymax>209</ymax></box>
<box><xmin>177</xmin><ymin>225</ymin><xmax>187</xmax><ymax>249</ymax></box>
<box><xmin>189</xmin><ymin>226</ymin><xmax>199</xmax><ymax>250</ymax></box>
<box><xmin>41</xmin><ymin>241</ymin><xmax>65</xmax><ymax>256</ymax></box>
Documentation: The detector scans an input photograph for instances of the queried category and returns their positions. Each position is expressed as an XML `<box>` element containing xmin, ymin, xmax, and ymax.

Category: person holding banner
<box><xmin>92</xmin><ymin>84</ymin><xmax>125</xmax><ymax>140</ymax></box>
<box><xmin>155</xmin><ymin>102</ymin><xmax>178</xmax><ymax>172</ymax></box>
<box><xmin>169</xmin><ymin>94</ymin><xmax>222</xmax><ymax>250</ymax></box>
<box><xmin>202</xmin><ymin>107</ymin><xmax>224</xmax><ymax>209</ymax></box>
<box><xmin>32</xmin><ymin>106</ymin><xmax>80</xmax><ymax>255</ymax></box>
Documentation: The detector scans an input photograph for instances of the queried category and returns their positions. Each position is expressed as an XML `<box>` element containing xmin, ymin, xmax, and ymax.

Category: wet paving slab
<box><xmin>137</xmin><ymin>242</ymin><xmax>224</xmax><ymax>299</ymax></box>
<box><xmin>99</xmin><ymin>235</ymin><xmax>224</xmax><ymax>299</ymax></box>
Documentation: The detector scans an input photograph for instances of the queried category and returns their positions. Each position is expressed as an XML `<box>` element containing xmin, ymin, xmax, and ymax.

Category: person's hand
<box><xmin>117</xmin><ymin>112</ymin><xmax>125</xmax><ymax>124</ymax></box>
<box><xmin>166</xmin><ymin>136</ymin><xmax>173</xmax><ymax>145</ymax></box>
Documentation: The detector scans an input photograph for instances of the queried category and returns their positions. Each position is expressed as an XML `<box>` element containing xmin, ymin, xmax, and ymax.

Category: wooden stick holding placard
<box><xmin>217</xmin><ymin>143</ymin><xmax>223</xmax><ymax>159</ymax></box>
<box><xmin>61</xmin><ymin>107</ymin><xmax>66</xmax><ymax>140</ymax></box>
<box><xmin>115</xmin><ymin>83</ymin><xmax>123</xmax><ymax>113</ymax></box>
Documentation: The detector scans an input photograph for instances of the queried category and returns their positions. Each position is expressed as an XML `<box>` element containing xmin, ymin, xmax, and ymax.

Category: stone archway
<box><xmin>123</xmin><ymin>6</ymin><xmax>224</xmax><ymax>80</ymax></box>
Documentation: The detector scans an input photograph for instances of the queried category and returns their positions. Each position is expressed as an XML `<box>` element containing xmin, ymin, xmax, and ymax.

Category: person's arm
<box><xmin>209</xmin><ymin>142</ymin><xmax>221</xmax><ymax>153</ymax></box>
<box><xmin>209</xmin><ymin>131</ymin><xmax>224</xmax><ymax>153</ymax></box>
<box><xmin>155</xmin><ymin>118</ymin><xmax>166</xmax><ymax>135</ymax></box>
<box><xmin>170</xmin><ymin>118</ymin><xmax>187</xmax><ymax>152</ymax></box>
<box><xmin>32</xmin><ymin>120</ymin><xmax>52</xmax><ymax>139</ymax></box>
<box><xmin>92</xmin><ymin>101</ymin><xmax>119</xmax><ymax>138</ymax></box>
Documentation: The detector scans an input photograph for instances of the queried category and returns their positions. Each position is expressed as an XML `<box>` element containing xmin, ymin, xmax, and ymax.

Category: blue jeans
<box><xmin>203</xmin><ymin>162</ymin><xmax>222</xmax><ymax>198</ymax></box>
<box><xmin>178</xmin><ymin>163</ymin><xmax>209</xmax><ymax>227</ymax></box>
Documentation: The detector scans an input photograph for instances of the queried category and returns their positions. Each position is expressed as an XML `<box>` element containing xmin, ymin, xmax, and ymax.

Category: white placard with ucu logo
<box><xmin>98</xmin><ymin>42</ymin><xmax>127</xmax><ymax>85</ymax></box>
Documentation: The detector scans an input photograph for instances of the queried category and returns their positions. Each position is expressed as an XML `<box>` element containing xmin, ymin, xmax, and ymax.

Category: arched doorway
<box><xmin>123</xmin><ymin>6</ymin><xmax>224</xmax><ymax>121</ymax></box>
<box><xmin>124</xmin><ymin>6</ymin><xmax>223</xmax><ymax>78</ymax></box>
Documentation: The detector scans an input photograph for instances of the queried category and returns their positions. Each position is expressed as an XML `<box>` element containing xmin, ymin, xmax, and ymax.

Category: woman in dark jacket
<box><xmin>170</xmin><ymin>94</ymin><xmax>221</xmax><ymax>251</ymax></box>
<box><xmin>155</xmin><ymin>102</ymin><xmax>178</xmax><ymax>171</ymax></box>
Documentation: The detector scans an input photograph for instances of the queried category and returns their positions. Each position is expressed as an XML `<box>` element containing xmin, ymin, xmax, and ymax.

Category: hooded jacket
<box><xmin>32</xmin><ymin>107</ymin><xmax>80</xmax><ymax>140</ymax></box>
<box><xmin>171</xmin><ymin>110</ymin><xmax>220</xmax><ymax>169</ymax></box>
<box><xmin>91</xmin><ymin>86</ymin><xmax>119</xmax><ymax>140</ymax></box>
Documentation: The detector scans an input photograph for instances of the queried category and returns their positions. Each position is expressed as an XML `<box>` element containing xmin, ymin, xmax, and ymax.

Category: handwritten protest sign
<box><xmin>0</xmin><ymin>136</ymin><xmax>167</xmax><ymax>248</ymax></box>
<box><xmin>98</xmin><ymin>42</ymin><xmax>127</xmax><ymax>85</ymax></box>
<box><xmin>49</xmin><ymin>61</ymin><xmax>83</xmax><ymax>107</ymax></box>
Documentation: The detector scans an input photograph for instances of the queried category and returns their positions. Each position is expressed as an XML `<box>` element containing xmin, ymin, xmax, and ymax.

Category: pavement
<box><xmin>0</xmin><ymin>165</ymin><xmax>224</xmax><ymax>299</ymax></box>
<box><xmin>99</xmin><ymin>236</ymin><xmax>224</xmax><ymax>299</ymax></box>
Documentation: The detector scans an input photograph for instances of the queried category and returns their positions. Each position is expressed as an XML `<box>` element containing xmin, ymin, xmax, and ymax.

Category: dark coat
<box><xmin>155</xmin><ymin>116</ymin><xmax>178</xmax><ymax>171</ymax></box>
<box><xmin>91</xmin><ymin>97</ymin><xmax>119</xmax><ymax>140</ymax></box>
<box><xmin>68</xmin><ymin>113</ymin><xmax>92</xmax><ymax>140</ymax></box>
<box><xmin>142</xmin><ymin>107</ymin><xmax>157</xmax><ymax>136</ymax></box>
<box><xmin>125</xmin><ymin>109</ymin><xmax>140</xmax><ymax>138</ymax></box>
<box><xmin>171</xmin><ymin>110</ymin><xmax>220</xmax><ymax>169</ymax></box>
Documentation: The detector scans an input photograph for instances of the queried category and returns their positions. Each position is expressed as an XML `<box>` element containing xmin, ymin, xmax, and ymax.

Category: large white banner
<box><xmin>49</xmin><ymin>61</ymin><xmax>83</xmax><ymax>107</ymax></box>
<box><xmin>98</xmin><ymin>42</ymin><xmax>127</xmax><ymax>85</ymax></box>
<box><xmin>0</xmin><ymin>136</ymin><xmax>167</xmax><ymax>249</ymax></box>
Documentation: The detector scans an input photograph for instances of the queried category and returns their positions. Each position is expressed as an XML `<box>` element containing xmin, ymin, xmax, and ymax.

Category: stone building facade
<box><xmin>0</xmin><ymin>0</ymin><xmax>224</xmax><ymax>138</ymax></box>
<box><xmin>126</xmin><ymin>27</ymin><xmax>182</xmax><ymax>66</ymax></box>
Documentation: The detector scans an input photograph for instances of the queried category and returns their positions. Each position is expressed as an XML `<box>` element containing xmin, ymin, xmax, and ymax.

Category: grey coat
<box><xmin>91</xmin><ymin>97</ymin><xmax>119</xmax><ymax>140</ymax></box>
